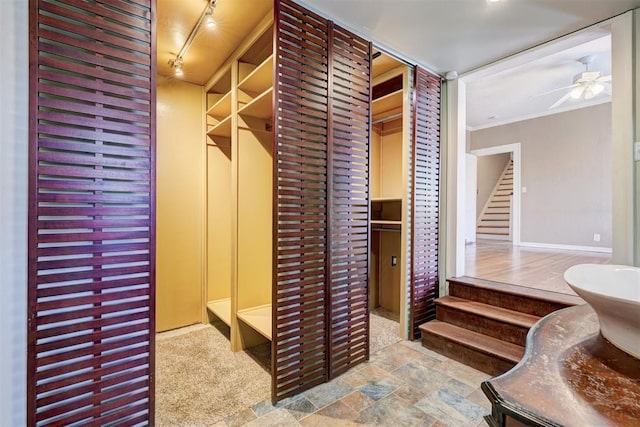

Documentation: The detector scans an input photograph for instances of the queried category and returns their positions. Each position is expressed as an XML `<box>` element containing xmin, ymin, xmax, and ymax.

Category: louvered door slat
<box><xmin>273</xmin><ymin>0</ymin><xmax>330</xmax><ymax>402</ymax></box>
<box><xmin>328</xmin><ymin>24</ymin><xmax>371</xmax><ymax>378</ymax></box>
<box><xmin>28</xmin><ymin>0</ymin><xmax>155</xmax><ymax>425</ymax></box>
<box><xmin>410</xmin><ymin>67</ymin><xmax>442</xmax><ymax>339</ymax></box>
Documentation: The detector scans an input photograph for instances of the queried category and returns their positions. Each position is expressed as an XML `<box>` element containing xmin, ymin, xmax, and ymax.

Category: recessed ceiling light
<box><xmin>486</xmin><ymin>0</ymin><xmax>501</xmax><ymax>3</ymax></box>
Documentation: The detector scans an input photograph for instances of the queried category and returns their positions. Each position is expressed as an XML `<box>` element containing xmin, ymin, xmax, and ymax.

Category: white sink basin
<box><xmin>564</xmin><ymin>264</ymin><xmax>640</xmax><ymax>358</ymax></box>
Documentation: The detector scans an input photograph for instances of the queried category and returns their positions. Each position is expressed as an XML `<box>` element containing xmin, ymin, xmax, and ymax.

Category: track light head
<box><xmin>206</xmin><ymin>1</ymin><xmax>217</xmax><ymax>28</ymax></box>
<box><xmin>170</xmin><ymin>57</ymin><xmax>184</xmax><ymax>77</ymax></box>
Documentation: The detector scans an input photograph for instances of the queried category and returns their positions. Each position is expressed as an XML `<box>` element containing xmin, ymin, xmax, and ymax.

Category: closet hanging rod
<box><xmin>372</xmin><ymin>112</ymin><xmax>403</xmax><ymax>125</ymax></box>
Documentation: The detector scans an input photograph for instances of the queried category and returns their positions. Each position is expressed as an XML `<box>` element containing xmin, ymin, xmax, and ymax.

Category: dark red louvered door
<box><xmin>273</xmin><ymin>0</ymin><xmax>330</xmax><ymax>402</ymax></box>
<box><xmin>273</xmin><ymin>0</ymin><xmax>372</xmax><ymax>401</ymax></box>
<box><xmin>28</xmin><ymin>0</ymin><xmax>156</xmax><ymax>425</ymax></box>
<box><xmin>410</xmin><ymin>67</ymin><xmax>442</xmax><ymax>339</ymax></box>
<box><xmin>327</xmin><ymin>24</ymin><xmax>371</xmax><ymax>378</ymax></box>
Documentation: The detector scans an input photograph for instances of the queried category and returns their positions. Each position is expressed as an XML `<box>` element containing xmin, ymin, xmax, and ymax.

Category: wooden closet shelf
<box><xmin>237</xmin><ymin>304</ymin><xmax>272</xmax><ymax>340</ymax></box>
<box><xmin>206</xmin><ymin>298</ymin><xmax>231</xmax><ymax>326</ymax></box>
<box><xmin>207</xmin><ymin>115</ymin><xmax>232</xmax><ymax>137</ymax></box>
<box><xmin>370</xmin><ymin>220</ymin><xmax>401</xmax><ymax>225</ymax></box>
<box><xmin>372</xmin><ymin>89</ymin><xmax>402</xmax><ymax>117</ymax></box>
<box><xmin>207</xmin><ymin>92</ymin><xmax>232</xmax><ymax>119</ymax></box>
<box><xmin>238</xmin><ymin>54</ymin><xmax>273</xmax><ymax>94</ymax></box>
<box><xmin>371</xmin><ymin>196</ymin><xmax>402</xmax><ymax>203</ymax></box>
<box><xmin>238</xmin><ymin>87</ymin><xmax>273</xmax><ymax>120</ymax></box>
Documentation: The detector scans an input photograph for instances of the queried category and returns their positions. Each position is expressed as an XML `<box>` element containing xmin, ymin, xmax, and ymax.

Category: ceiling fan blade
<box><xmin>597</xmin><ymin>75</ymin><xmax>612</xmax><ymax>82</ymax></box>
<box><xmin>531</xmin><ymin>83</ymin><xmax>580</xmax><ymax>98</ymax></box>
<box><xmin>548</xmin><ymin>92</ymin><xmax>573</xmax><ymax>109</ymax></box>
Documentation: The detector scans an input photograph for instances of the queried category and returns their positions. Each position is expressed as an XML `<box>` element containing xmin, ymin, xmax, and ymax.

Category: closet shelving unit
<box><xmin>206</xmin><ymin>68</ymin><xmax>233</xmax><ymax>139</ymax></box>
<box><xmin>204</xmin><ymin>16</ymin><xmax>274</xmax><ymax>350</ymax></box>
<box><xmin>370</xmin><ymin>198</ymin><xmax>402</xmax><ymax>228</ymax></box>
<box><xmin>237</xmin><ymin>54</ymin><xmax>273</xmax><ymax>121</ymax></box>
<box><xmin>235</xmin><ymin>27</ymin><xmax>274</xmax><ymax>345</ymax></box>
<box><xmin>206</xmin><ymin>64</ymin><xmax>233</xmax><ymax>329</ymax></box>
<box><xmin>369</xmin><ymin>54</ymin><xmax>411</xmax><ymax>336</ymax></box>
<box><xmin>372</xmin><ymin>89</ymin><xmax>403</xmax><ymax>122</ymax></box>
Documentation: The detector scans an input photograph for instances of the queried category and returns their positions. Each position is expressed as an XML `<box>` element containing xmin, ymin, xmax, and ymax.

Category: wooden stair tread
<box><xmin>449</xmin><ymin>276</ymin><xmax>584</xmax><ymax>306</ymax></box>
<box><xmin>420</xmin><ymin>320</ymin><xmax>524</xmax><ymax>363</ymax></box>
<box><xmin>436</xmin><ymin>296</ymin><xmax>540</xmax><ymax>328</ymax></box>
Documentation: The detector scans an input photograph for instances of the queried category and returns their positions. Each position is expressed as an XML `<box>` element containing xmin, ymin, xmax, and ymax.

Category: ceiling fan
<box><xmin>541</xmin><ymin>55</ymin><xmax>611</xmax><ymax>110</ymax></box>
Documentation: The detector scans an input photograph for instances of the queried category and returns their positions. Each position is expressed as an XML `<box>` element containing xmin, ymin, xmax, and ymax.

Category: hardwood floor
<box><xmin>465</xmin><ymin>240</ymin><xmax>611</xmax><ymax>295</ymax></box>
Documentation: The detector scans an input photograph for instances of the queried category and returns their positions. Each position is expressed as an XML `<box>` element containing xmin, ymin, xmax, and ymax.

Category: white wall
<box><xmin>0</xmin><ymin>1</ymin><xmax>28</xmax><ymax>424</ymax></box>
<box><xmin>470</xmin><ymin>103</ymin><xmax>612</xmax><ymax>249</ymax></box>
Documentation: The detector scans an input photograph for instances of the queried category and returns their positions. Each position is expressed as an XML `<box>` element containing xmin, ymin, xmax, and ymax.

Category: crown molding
<box><xmin>467</xmin><ymin>98</ymin><xmax>611</xmax><ymax>131</ymax></box>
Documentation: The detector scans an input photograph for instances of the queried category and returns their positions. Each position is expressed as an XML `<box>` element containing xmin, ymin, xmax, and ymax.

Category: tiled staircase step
<box><xmin>449</xmin><ymin>276</ymin><xmax>583</xmax><ymax>317</ymax></box>
<box><xmin>436</xmin><ymin>296</ymin><xmax>539</xmax><ymax>345</ymax></box>
<box><xmin>420</xmin><ymin>321</ymin><xmax>524</xmax><ymax>376</ymax></box>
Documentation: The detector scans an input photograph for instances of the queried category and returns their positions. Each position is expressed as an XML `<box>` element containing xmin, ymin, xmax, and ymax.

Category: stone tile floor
<box><xmin>214</xmin><ymin>340</ymin><xmax>492</xmax><ymax>426</ymax></box>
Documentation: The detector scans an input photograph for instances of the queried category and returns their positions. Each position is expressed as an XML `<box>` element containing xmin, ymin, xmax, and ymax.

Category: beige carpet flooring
<box><xmin>370</xmin><ymin>308</ymin><xmax>402</xmax><ymax>355</ymax></box>
<box><xmin>155</xmin><ymin>322</ymin><xmax>271</xmax><ymax>426</ymax></box>
<box><xmin>156</xmin><ymin>312</ymin><xmax>400</xmax><ymax>426</ymax></box>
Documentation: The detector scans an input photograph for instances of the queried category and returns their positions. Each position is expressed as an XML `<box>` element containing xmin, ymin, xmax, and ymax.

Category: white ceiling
<box><xmin>299</xmin><ymin>0</ymin><xmax>635</xmax><ymax>130</ymax></box>
<box><xmin>466</xmin><ymin>32</ymin><xmax>612</xmax><ymax>129</ymax></box>
<box><xmin>299</xmin><ymin>0</ymin><xmax>639</xmax><ymax>74</ymax></box>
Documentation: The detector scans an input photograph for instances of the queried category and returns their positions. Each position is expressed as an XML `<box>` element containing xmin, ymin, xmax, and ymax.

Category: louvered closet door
<box><xmin>410</xmin><ymin>67</ymin><xmax>442</xmax><ymax>339</ymax></box>
<box><xmin>273</xmin><ymin>0</ymin><xmax>330</xmax><ymax>402</ymax></box>
<box><xmin>327</xmin><ymin>24</ymin><xmax>371</xmax><ymax>378</ymax></box>
<box><xmin>28</xmin><ymin>0</ymin><xmax>156</xmax><ymax>425</ymax></box>
<box><xmin>273</xmin><ymin>0</ymin><xmax>372</xmax><ymax>401</ymax></box>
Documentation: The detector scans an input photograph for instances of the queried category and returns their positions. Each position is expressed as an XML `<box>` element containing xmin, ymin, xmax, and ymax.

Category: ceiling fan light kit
<box><xmin>546</xmin><ymin>55</ymin><xmax>611</xmax><ymax>109</ymax></box>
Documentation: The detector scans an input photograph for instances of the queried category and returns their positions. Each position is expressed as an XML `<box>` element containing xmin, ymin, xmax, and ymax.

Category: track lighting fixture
<box><xmin>169</xmin><ymin>0</ymin><xmax>217</xmax><ymax>78</ymax></box>
<box><xmin>171</xmin><ymin>57</ymin><xmax>184</xmax><ymax>77</ymax></box>
<box><xmin>206</xmin><ymin>2</ymin><xmax>216</xmax><ymax>28</ymax></box>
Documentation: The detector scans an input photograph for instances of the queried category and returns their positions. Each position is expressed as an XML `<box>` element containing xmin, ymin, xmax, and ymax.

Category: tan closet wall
<box><xmin>377</xmin><ymin>119</ymin><xmax>403</xmax><ymax>198</ymax></box>
<box><xmin>157</xmin><ymin>77</ymin><xmax>205</xmax><ymax>331</ymax></box>
<box><xmin>207</xmin><ymin>144</ymin><xmax>232</xmax><ymax>305</ymax></box>
<box><xmin>371</xmin><ymin>118</ymin><xmax>403</xmax><ymax>314</ymax></box>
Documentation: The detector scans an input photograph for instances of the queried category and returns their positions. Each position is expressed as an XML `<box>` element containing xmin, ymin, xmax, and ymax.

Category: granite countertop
<box><xmin>483</xmin><ymin>304</ymin><xmax>640</xmax><ymax>426</ymax></box>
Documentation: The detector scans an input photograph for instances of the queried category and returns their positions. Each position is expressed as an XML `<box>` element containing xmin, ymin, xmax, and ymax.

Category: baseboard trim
<box><xmin>518</xmin><ymin>241</ymin><xmax>612</xmax><ymax>254</ymax></box>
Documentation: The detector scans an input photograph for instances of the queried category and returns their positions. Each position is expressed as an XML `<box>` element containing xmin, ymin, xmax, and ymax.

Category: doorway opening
<box><xmin>454</xmin><ymin>26</ymin><xmax>618</xmax><ymax>296</ymax></box>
